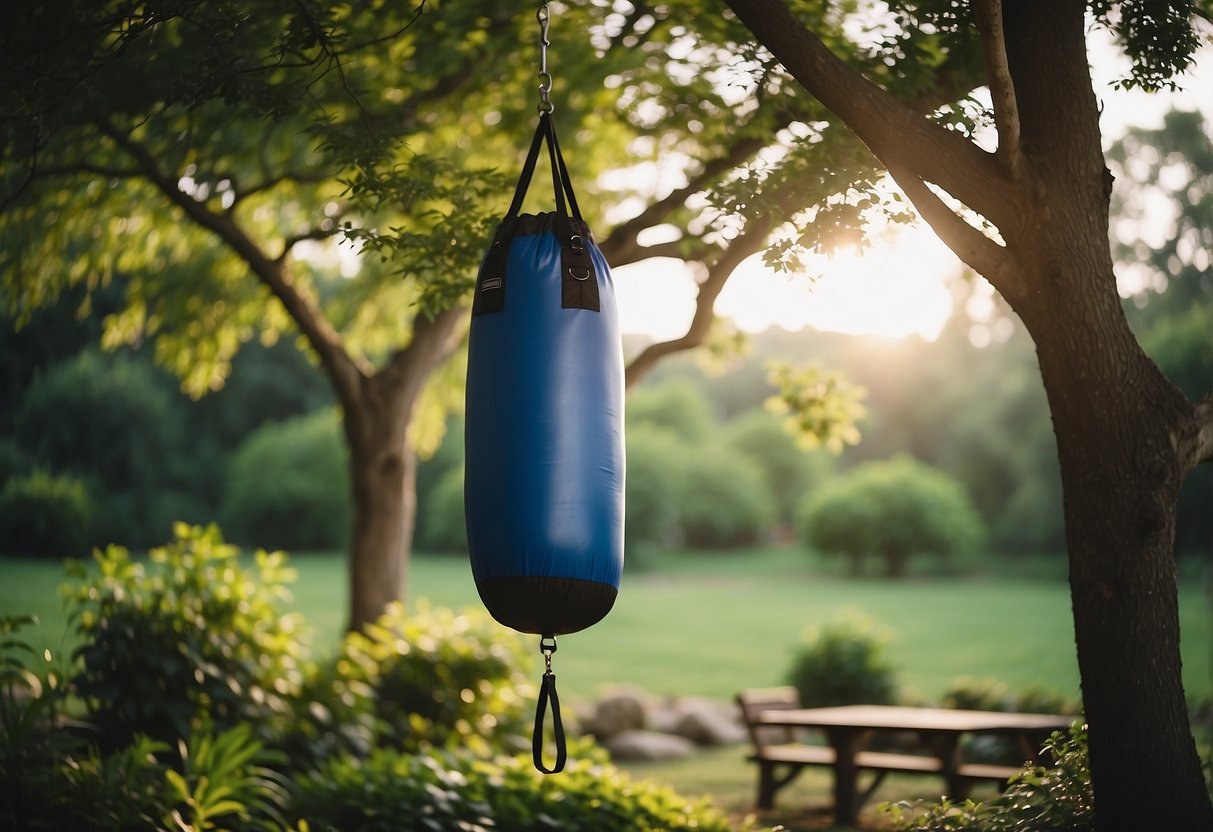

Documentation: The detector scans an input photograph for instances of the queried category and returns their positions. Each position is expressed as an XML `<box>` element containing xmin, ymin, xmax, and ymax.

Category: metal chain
<box><xmin>537</xmin><ymin>4</ymin><xmax>553</xmax><ymax>113</ymax></box>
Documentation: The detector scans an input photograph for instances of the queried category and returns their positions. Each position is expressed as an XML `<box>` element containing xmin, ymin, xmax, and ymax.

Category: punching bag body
<box><xmin>464</xmin><ymin>113</ymin><xmax>625</xmax><ymax>638</ymax></box>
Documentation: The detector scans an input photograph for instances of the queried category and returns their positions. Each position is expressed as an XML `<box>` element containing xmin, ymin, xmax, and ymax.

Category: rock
<box><xmin>604</xmin><ymin>729</ymin><xmax>696</xmax><ymax>761</ymax></box>
<box><xmin>670</xmin><ymin>697</ymin><xmax>748</xmax><ymax>746</ymax></box>
<box><xmin>585</xmin><ymin>688</ymin><xmax>650</xmax><ymax>741</ymax></box>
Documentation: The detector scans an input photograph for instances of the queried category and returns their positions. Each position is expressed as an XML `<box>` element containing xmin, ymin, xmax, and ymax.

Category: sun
<box><xmin>613</xmin><ymin>224</ymin><xmax>962</xmax><ymax>342</ymax></box>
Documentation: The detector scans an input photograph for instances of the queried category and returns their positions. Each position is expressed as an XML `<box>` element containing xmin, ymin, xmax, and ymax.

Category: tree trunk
<box><xmin>338</xmin><ymin>307</ymin><xmax>466</xmax><ymax>632</ymax></box>
<box><xmin>1000</xmin><ymin>5</ymin><xmax>1213</xmax><ymax>825</ymax></box>
<box><xmin>344</xmin><ymin>396</ymin><xmax>417</xmax><ymax>633</ymax></box>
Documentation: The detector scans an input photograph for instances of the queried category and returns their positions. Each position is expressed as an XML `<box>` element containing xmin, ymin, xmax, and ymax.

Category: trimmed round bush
<box><xmin>797</xmin><ymin>455</ymin><xmax>985</xmax><ymax>578</ymax></box>
<box><xmin>223</xmin><ymin>409</ymin><xmax>351</xmax><ymax>550</ymax></box>
<box><xmin>678</xmin><ymin>445</ymin><xmax>775</xmax><ymax>548</ymax></box>
<box><xmin>0</xmin><ymin>470</ymin><xmax>94</xmax><ymax>558</ymax></box>
<box><xmin>787</xmin><ymin>615</ymin><xmax>899</xmax><ymax>708</ymax></box>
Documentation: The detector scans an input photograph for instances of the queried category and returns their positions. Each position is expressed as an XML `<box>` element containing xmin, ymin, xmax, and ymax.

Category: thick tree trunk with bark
<box><xmin>1001</xmin><ymin>6</ymin><xmax>1213</xmax><ymax>826</ymax></box>
<box><xmin>723</xmin><ymin>0</ymin><xmax>1213</xmax><ymax>827</ymax></box>
<box><xmin>338</xmin><ymin>307</ymin><xmax>466</xmax><ymax>632</ymax></box>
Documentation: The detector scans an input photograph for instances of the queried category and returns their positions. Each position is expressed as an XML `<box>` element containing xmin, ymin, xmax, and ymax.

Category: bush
<box><xmin>13</xmin><ymin>350</ymin><xmax>191</xmax><ymax>547</ymax></box>
<box><xmin>882</xmin><ymin>723</ymin><xmax>1092</xmax><ymax>831</ymax></box>
<box><xmin>292</xmin><ymin>743</ymin><xmax>757</xmax><ymax>832</ymax></box>
<box><xmin>723</xmin><ymin>410</ymin><xmax>833</xmax><ymax>526</ymax></box>
<box><xmin>797</xmin><ymin>455</ymin><xmax>985</xmax><ymax>578</ymax></box>
<box><xmin>625</xmin><ymin>379</ymin><xmax>717</xmax><ymax>443</ymax></box>
<box><xmin>416</xmin><ymin>465</ymin><xmax>467</xmax><ymax>554</ymax></box>
<box><xmin>223</xmin><ymin>409</ymin><xmax>351</xmax><ymax>551</ymax></box>
<box><xmin>678</xmin><ymin>446</ymin><xmax>775</xmax><ymax>548</ymax></box>
<box><xmin>63</xmin><ymin>523</ymin><xmax>306</xmax><ymax>750</ymax></box>
<box><xmin>288</xmin><ymin>601</ymin><xmax>532</xmax><ymax>765</ymax></box>
<box><xmin>0</xmin><ymin>470</ymin><xmax>94</xmax><ymax>558</ymax></box>
<box><xmin>787</xmin><ymin>614</ymin><xmax>899</xmax><ymax>707</ymax></box>
<box><xmin>623</xmin><ymin>426</ymin><xmax>687</xmax><ymax>556</ymax></box>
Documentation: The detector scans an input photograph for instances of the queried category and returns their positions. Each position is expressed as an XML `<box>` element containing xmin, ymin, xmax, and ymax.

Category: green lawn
<box><xmin>4</xmin><ymin>545</ymin><xmax>1210</xmax><ymax>707</ymax></box>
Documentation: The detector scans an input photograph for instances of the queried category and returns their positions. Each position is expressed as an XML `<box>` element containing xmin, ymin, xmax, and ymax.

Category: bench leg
<box><xmin>757</xmin><ymin>762</ymin><xmax>778</xmax><ymax>809</ymax></box>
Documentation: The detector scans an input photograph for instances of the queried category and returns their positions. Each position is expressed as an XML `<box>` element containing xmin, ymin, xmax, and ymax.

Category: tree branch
<box><xmin>97</xmin><ymin>120</ymin><xmax>369</xmax><ymax>405</ymax></box>
<box><xmin>723</xmin><ymin>0</ymin><xmax>1019</xmax><ymax>231</ymax></box>
<box><xmin>278</xmin><ymin>227</ymin><xmax>340</xmax><ymax>260</ymax></box>
<box><xmin>885</xmin><ymin>163</ymin><xmax>1022</xmax><ymax>297</ymax></box>
<box><xmin>599</xmin><ymin>131</ymin><xmax>775</xmax><ymax>265</ymax></box>
<box><xmin>624</xmin><ymin>214</ymin><xmax>772</xmax><ymax>391</ymax></box>
<box><xmin>973</xmin><ymin>0</ymin><xmax>1025</xmax><ymax>177</ymax></box>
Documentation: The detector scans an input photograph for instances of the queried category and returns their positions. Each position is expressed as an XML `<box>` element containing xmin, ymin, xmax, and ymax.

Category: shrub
<box><xmin>57</xmin><ymin>726</ymin><xmax>287</xmax><ymax>832</ymax></box>
<box><xmin>288</xmin><ymin>601</ymin><xmax>532</xmax><ymax>765</ymax></box>
<box><xmin>0</xmin><ymin>470</ymin><xmax>94</xmax><ymax>558</ymax></box>
<box><xmin>678</xmin><ymin>445</ymin><xmax>775</xmax><ymax>548</ymax></box>
<box><xmin>63</xmin><ymin>523</ymin><xmax>306</xmax><ymax>750</ymax></box>
<box><xmin>625</xmin><ymin>378</ymin><xmax>717</xmax><ymax>443</ymax></box>
<box><xmin>623</xmin><ymin>425</ymin><xmax>687</xmax><ymax>556</ymax></box>
<box><xmin>291</xmin><ymin>742</ymin><xmax>758</xmax><ymax>832</ymax></box>
<box><xmin>416</xmin><ymin>465</ymin><xmax>468</xmax><ymax>554</ymax></box>
<box><xmin>723</xmin><ymin>409</ymin><xmax>834</xmax><ymax>526</ymax></box>
<box><xmin>882</xmin><ymin>723</ymin><xmax>1092</xmax><ymax>831</ymax></box>
<box><xmin>13</xmin><ymin>350</ymin><xmax>191</xmax><ymax>547</ymax></box>
<box><xmin>787</xmin><ymin>614</ymin><xmax>899</xmax><ymax>707</ymax></box>
<box><xmin>0</xmin><ymin>614</ymin><xmax>82</xmax><ymax>830</ymax></box>
<box><xmin>223</xmin><ymin>409</ymin><xmax>351</xmax><ymax>551</ymax></box>
<box><xmin>797</xmin><ymin>455</ymin><xmax>985</xmax><ymax>578</ymax></box>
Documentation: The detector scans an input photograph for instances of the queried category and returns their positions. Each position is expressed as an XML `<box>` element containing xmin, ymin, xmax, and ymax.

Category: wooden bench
<box><xmin>736</xmin><ymin>687</ymin><xmax>1024</xmax><ymax>811</ymax></box>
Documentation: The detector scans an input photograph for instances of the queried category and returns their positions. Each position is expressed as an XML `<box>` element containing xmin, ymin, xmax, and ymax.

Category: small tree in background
<box><xmin>798</xmin><ymin>456</ymin><xmax>984</xmax><ymax>578</ymax></box>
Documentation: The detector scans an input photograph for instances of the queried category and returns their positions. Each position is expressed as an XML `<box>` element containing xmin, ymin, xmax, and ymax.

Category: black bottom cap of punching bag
<box><xmin>476</xmin><ymin>576</ymin><xmax>618</xmax><ymax>636</ymax></box>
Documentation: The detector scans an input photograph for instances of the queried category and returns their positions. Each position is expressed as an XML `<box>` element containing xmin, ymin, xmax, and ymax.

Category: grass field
<box><xmin>3</xmin><ymin>545</ymin><xmax>1210</xmax><ymax>706</ymax></box>
<box><xmin>3</xmin><ymin>545</ymin><xmax>1210</xmax><ymax>830</ymax></box>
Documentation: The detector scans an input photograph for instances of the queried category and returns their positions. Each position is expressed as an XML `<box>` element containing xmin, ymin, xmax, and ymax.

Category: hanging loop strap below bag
<box><xmin>532</xmin><ymin>635</ymin><xmax>567</xmax><ymax>774</ymax></box>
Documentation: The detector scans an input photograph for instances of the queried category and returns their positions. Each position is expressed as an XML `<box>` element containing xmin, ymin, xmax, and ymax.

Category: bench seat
<box><xmin>751</xmin><ymin>743</ymin><xmax>1017</xmax><ymax>780</ymax></box>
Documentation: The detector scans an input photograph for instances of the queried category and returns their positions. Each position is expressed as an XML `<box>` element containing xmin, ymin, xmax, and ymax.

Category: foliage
<box><xmin>11</xmin><ymin>350</ymin><xmax>193</xmax><ymax>547</ymax></box>
<box><xmin>626</xmin><ymin>379</ymin><xmax>719</xmax><ymax>443</ymax></box>
<box><xmin>63</xmin><ymin>523</ymin><xmax>306</xmax><ymax>750</ymax></box>
<box><xmin>287</xmin><ymin>601</ymin><xmax>531</xmax><ymax>766</ymax></box>
<box><xmin>416</xmin><ymin>465</ymin><xmax>468</xmax><ymax>554</ymax></box>
<box><xmin>623</xmin><ymin>426</ymin><xmax>688</xmax><ymax>557</ymax></box>
<box><xmin>882</xmin><ymin>723</ymin><xmax>1092</xmax><ymax>831</ymax></box>
<box><xmin>941</xmin><ymin>677</ymin><xmax>1079</xmax><ymax>718</ymax></box>
<box><xmin>291</xmin><ymin>742</ymin><xmax>756</xmax><ymax>832</ymax></box>
<box><xmin>0</xmin><ymin>614</ymin><xmax>82</xmax><ymax>831</ymax></box>
<box><xmin>787</xmin><ymin>614</ymin><xmax>899</xmax><ymax>708</ymax></box>
<box><xmin>798</xmin><ymin>455</ymin><xmax>985</xmax><ymax>578</ymax></box>
<box><xmin>765</xmin><ymin>362</ymin><xmax>866</xmax><ymax>454</ymax></box>
<box><xmin>0</xmin><ymin>470</ymin><xmax>94</xmax><ymax>558</ymax></box>
<box><xmin>723</xmin><ymin>409</ymin><xmax>834</xmax><ymax>525</ymax></box>
<box><xmin>677</xmin><ymin>446</ymin><xmax>776</xmax><ymax>548</ymax></box>
<box><xmin>222</xmin><ymin>410</ymin><xmax>351</xmax><ymax>551</ymax></box>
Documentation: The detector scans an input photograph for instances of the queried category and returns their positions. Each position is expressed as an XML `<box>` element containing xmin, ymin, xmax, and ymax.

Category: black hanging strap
<box><xmin>532</xmin><ymin>635</ymin><xmax>567</xmax><ymax>774</ymax></box>
<box><xmin>476</xmin><ymin>114</ymin><xmax>599</xmax><ymax>315</ymax></box>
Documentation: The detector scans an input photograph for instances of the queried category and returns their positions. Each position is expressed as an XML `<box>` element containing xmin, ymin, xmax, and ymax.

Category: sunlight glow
<box><xmin>614</xmin><ymin>224</ymin><xmax>961</xmax><ymax>342</ymax></box>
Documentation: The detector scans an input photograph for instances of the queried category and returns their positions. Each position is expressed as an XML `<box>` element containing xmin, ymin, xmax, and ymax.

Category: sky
<box><xmin>611</xmin><ymin>30</ymin><xmax>1213</xmax><ymax>343</ymax></box>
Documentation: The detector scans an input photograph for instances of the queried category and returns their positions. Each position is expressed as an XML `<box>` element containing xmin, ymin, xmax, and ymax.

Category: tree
<box><xmin>722</xmin><ymin>0</ymin><xmax>1213</xmax><ymax>827</ymax></box>
<box><xmin>797</xmin><ymin>455</ymin><xmax>985</xmax><ymax>578</ymax></box>
<box><xmin>0</xmin><ymin>1</ymin><xmax>771</xmax><ymax>629</ymax></box>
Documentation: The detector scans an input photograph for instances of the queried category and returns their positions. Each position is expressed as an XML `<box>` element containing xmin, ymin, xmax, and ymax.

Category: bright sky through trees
<box><xmin>614</xmin><ymin>33</ymin><xmax>1213</xmax><ymax>343</ymax></box>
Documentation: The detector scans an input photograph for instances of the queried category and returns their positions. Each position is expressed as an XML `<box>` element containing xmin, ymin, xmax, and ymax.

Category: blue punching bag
<box><xmin>464</xmin><ymin>112</ymin><xmax>625</xmax><ymax>640</ymax></box>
